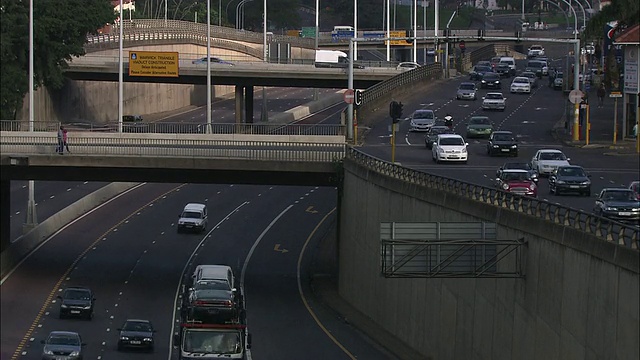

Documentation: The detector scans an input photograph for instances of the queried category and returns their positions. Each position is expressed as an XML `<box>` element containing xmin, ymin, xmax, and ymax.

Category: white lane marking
<box><xmin>1</xmin><ymin>183</ymin><xmax>147</xmax><ymax>285</ymax></box>
<box><xmin>168</xmin><ymin>201</ymin><xmax>250</xmax><ymax>360</ymax></box>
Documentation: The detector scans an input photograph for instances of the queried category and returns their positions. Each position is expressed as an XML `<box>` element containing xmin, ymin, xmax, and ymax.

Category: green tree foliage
<box><xmin>583</xmin><ymin>0</ymin><xmax>639</xmax><ymax>40</ymax></box>
<box><xmin>0</xmin><ymin>0</ymin><xmax>115</xmax><ymax>120</ymax></box>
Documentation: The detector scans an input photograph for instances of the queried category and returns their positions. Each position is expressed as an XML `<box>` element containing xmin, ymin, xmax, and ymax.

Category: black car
<box><xmin>496</xmin><ymin>162</ymin><xmax>539</xmax><ymax>183</ymax></box>
<box><xmin>117</xmin><ymin>319</ymin><xmax>156</xmax><ymax>352</ymax></box>
<box><xmin>548</xmin><ymin>165</ymin><xmax>591</xmax><ymax>196</ymax></box>
<box><xmin>480</xmin><ymin>72</ymin><xmax>502</xmax><ymax>89</ymax></box>
<box><xmin>58</xmin><ymin>287</ymin><xmax>95</xmax><ymax>320</ymax></box>
<box><xmin>425</xmin><ymin>125</ymin><xmax>452</xmax><ymax>149</ymax></box>
<box><xmin>469</xmin><ymin>65</ymin><xmax>493</xmax><ymax>81</ymax></box>
<box><xmin>593</xmin><ymin>188</ymin><xmax>640</xmax><ymax>223</ymax></box>
<box><xmin>487</xmin><ymin>131</ymin><xmax>518</xmax><ymax>156</ymax></box>
<box><xmin>495</xmin><ymin>63</ymin><xmax>511</xmax><ymax>77</ymax></box>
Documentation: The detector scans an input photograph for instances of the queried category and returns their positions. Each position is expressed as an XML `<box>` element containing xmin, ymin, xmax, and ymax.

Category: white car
<box><xmin>432</xmin><ymin>134</ymin><xmax>468</xmax><ymax>163</ymax></box>
<box><xmin>482</xmin><ymin>92</ymin><xmax>507</xmax><ymax>111</ymax></box>
<box><xmin>397</xmin><ymin>62</ymin><xmax>421</xmax><ymax>71</ymax></box>
<box><xmin>510</xmin><ymin>77</ymin><xmax>531</xmax><ymax>94</ymax></box>
<box><xmin>409</xmin><ymin>109</ymin><xmax>436</xmax><ymax>131</ymax></box>
<box><xmin>531</xmin><ymin>149</ymin><xmax>571</xmax><ymax>176</ymax></box>
<box><xmin>527</xmin><ymin>45</ymin><xmax>545</xmax><ymax>58</ymax></box>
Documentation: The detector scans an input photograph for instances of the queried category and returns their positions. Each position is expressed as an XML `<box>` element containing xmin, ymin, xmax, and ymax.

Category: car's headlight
<box><xmin>120</xmin><ymin>336</ymin><xmax>129</xmax><ymax>340</ymax></box>
<box><xmin>461</xmin><ymin>147</ymin><xmax>467</xmax><ymax>153</ymax></box>
<box><xmin>61</xmin><ymin>304</ymin><xmax>68</xmax><ymax>308</ymax></box>
<box><xmin>502</xmin><ymin>183</ymin><xmax>509</xmax><ymax>190</ymax></box>
<box><xmin>44</xmin><ymin>350</ymin><xmax>54</xmax><ymax>355</ymax></box>
<box><xmin>529</xmin><ymin>184</ymin><xmax>537</xmax><ymax>190</ymax></box>
<box><xmin>605</xmin><ymin>207</ymin><xmax>617</xmax><ymax>211</ymax></box>
<box><xmin>495</xmin><ymin>81</ymin><xmax>500</xmax><ymax>84</ymax></box>
<box><xmin>69</xmin><ymin>351</ymin><xmax>79</xmax><ymax>357</ymax></box>
<box><xmin>581</xmin><ymin>181</ymin><xmax>590</xmax><ymax>185</ymax></box>
<box><xmin>83</xmin><ymin>305</ymin><xmax>91</xmax><ymax>309</ymax></box>
<box><xmin>481</xmin><ymin>80</ymin><xmax>486</xmax><ymax>83</ymax></box>
<box><xmin>144</xmin><ymin>337</ymin><xmax>153</xmax><ymax>342</ymax></box>
<box><xmin>493</xmin><ymin>145</ymin><xmax>499</xmax><ymax>148</ymax></box>
<box><xmin>556</xmin><ymin>180</ymin><xmax>566</xmax><ymax>184</ymax></box>
<box><xmin>511</xmin><ymin>145</ymin><xmax>517</xmax><ymax>148</ymax></box>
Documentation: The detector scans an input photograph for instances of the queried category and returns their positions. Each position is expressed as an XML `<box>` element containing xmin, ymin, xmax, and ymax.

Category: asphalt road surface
<box><xmin>359</xmin><ymin>60</ymin><xmax>639</xmax><ymax>214</ymax></box>
<box><xmin>1</xmin><ymin>183</ymin><xmax>394</xmax><ymax>360</ymax></box>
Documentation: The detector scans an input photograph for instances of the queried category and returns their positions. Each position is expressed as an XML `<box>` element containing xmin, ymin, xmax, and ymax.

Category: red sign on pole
<box><xmin>459</xmin><ymin>40</ymin><xmax>466</xmax><ymax>50</ymax></box>
<box><xmin>344</xmin><ymin>89</ymin><xmax>355</xmax><ymax>104</ymax></box>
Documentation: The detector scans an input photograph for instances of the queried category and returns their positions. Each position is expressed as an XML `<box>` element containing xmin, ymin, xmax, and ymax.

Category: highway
<box><xmin>359</xmin><ymin>56</ymin><xmax>639</xmax><ymax>213</ymax></box>
<box><xmin>1</xmin><ymin>183</ymin><xmax>394</xmax><ymax>360</ymax></box>
<box><xmin>9</xmin><ymin>86</ymin><xmax>341</xmax><ymax>242</ymax></box>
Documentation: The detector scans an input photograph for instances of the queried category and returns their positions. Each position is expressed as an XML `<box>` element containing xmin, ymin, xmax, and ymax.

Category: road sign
<box><xmin>301</xmin><ymin>27</ymin><xmax>316</xmax><ymax>38</ymax></box>
<box><xmin>609</xmin><ymin>91</ymin><xmax>622</xmax><ymax>98</ymax></box>
<box><xmin>568</xmin><ymin>89</ymin><xmax>584</xmax><ymax>104</ymax></box>
<box><xmin>129</xmin><ymin>51</ymin><xmax>179</xmax><ymax>77</ymax></box>
<box><xmin>459</xmin><ymin>41</ymin><xmax>466</xmax><ymax>50</ymax></box>
<box><xmin>344</xmin><ymin>89</ymin><xmax>355</xmax><ymax>104</ymax></box>
<box><xmin>387</xmin><ymin>30</ymin><xmax>410</xmax><ymax>46</ymax></box>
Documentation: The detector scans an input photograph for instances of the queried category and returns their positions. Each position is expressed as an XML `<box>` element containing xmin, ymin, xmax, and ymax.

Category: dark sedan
<box><xmin>487</xmin><ymin>131</ymin><xmax>518</xmax><ymax>156</ymax></box>
<box><xmin>58</xmin><ymin>287</ymin><xmax>95</xmax><ymax>320</ymax></box>
<box><xmin>593</xmin><ymin>188</ymin><xmax>640</xmax><ymax>223</ymax></box>
<box><xmin>480</xmin><ymin>72</ymin><xmax>502</xmax><ymax>89</ymax></box>
<box><xmin>470</xmin><ymin>65</ymin><xmax>493</xmax><ymax>81</ymax></box>
<box><xmin>548</xmin><ymin>165</ymin><xmax>591</xmax><ymax>196</ymax></box>
<box><xmin>425</xmin><ymin>125</ymin><xmax>451</xmax><ymax>149</ymax></box>
<box><xmin>495</xmin><ymin>63</ymin><xmax>511</xmax><ymax>77</ymax></box>
<box><xmin>117</xmin><ymin>319</ymin><xmax>156</xmax><ymax>352</ymax></box>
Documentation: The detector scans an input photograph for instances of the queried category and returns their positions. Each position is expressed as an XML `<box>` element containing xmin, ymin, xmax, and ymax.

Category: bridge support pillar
<box><xmin>235</xmin><ymin>85</ymin><xmax>244</xmax><ymax>125</ymax></box>
<box><xmin>1</xmin><ymin>180</ymin><xmax>10</xmax><ymax>252</ymax></box>
<box><xmin>245</xmin><ymin>85</ymin><xmax>254</xmax><ymax>124</ymax></box>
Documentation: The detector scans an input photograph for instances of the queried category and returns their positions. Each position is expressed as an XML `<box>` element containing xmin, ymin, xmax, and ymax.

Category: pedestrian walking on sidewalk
<box><xmin>56</xmin><ymin>126</ymin><xmax>64</xmax><ymax>155</ymax></box>
<box><xmin>62</xmin><ymin>127</ymin><xmax>70</xmax><ymax>153</ymax></box>
<box><xmin>597</xmin><ymin>84</ymin><xmax>605</xmax><ymax>107</ymax></box>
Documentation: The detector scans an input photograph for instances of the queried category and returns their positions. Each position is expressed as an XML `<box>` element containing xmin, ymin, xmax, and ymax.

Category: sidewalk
<box><xmin>552</xmin><ymin>91</ymin><xmax>638</xmax><ymax>156</ymax></box>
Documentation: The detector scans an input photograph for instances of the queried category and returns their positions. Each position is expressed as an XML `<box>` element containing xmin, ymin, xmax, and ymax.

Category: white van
<box><xmin>314</xmin><ymin>50</ymin><xmax>364</xmax><ymax>69</ymax></box>
<box><xmin>177</xmin><ymin>203</ymin><xmax>208</xmax><ymax>233</ymax></box>
<box><xmin>499</xmin><ymin>56</ymin><xmax>516</xmax><ymax>76</ymax></box>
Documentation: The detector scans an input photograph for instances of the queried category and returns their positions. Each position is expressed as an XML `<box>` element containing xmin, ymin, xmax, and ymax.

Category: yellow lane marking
<box><xmin>10</xmin><ymin>184</ymin><xmax>186</xmax><ymax>360</ymax></box>
<box><xmin>296</xmin><ymin>208</ymin><xmax>356</xmax><ymax>360</ymax></box>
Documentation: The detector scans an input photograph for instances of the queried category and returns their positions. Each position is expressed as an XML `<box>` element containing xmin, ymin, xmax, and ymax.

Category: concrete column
<box><xmin>235</xmin><ymin>85</ymin><xmax>244</xmax><ymax>125</ymax></box>
<box><xmin>1</xmin><ymin>180</ymin><xmax>10</xmax><ymax>252</ymax></box>
<box><xmin>245</xmin><ymin>85</ymin><xmax>254</xmax><ymax>124</ymax></box>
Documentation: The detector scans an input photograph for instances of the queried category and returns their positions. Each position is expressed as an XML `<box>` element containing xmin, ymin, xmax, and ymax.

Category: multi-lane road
<box><xmin>4</xmin><ymin>53</ymin><xmax>638</xmax><ymax>360</ymax></box>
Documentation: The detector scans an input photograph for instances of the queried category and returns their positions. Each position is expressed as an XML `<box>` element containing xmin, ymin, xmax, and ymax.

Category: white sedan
<box><xmin>531</xmin><ymin>149</ymin><xmax>571</xmax><ymax>176</ymax></box>
<box><xmin>510</xmin><ymin>77</ymin><xmax>531</xmax><ymax>94</ymax></box>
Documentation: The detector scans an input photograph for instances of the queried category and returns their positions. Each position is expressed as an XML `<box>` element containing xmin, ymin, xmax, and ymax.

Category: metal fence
<box><xmin>346</xmin><ymin>147</ymin><xmax>640</xmax><ymax>250</ymax></box>
<box><xmin>0</xmin><ymin>120</ymin><xmax>346</xmax><ymax>137</ymax></box>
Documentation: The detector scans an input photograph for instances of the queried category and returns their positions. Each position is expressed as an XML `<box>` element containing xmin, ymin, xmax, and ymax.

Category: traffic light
<box><xmin>355</xmin><ymin>90</ymin><xmax>363</xmax><ymax>107</ymax></box>
<box><xmin>389</xmin><ymin>101</ymin><xmax>403</xmax><ymax>123</ymax></box>
<box><xmin>405</xmin><ymin>29</ymin><xmax>413</xmax><ymax>44</ymax></box>
<box><xmin>396</xmin><ymin>102</ymin><xmax>403</xmax><ymax>120</ymax></box>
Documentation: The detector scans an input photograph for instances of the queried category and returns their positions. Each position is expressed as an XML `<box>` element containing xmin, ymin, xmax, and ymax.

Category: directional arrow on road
<box><xmin>274</xmin><ymin>244</ymin><xmax>289</xmax><ymax>253</ymax></box>
<box><xmin>305</xmin><ymin>206</ymin><xmax>318</xmax><ymax>214</ymax></box>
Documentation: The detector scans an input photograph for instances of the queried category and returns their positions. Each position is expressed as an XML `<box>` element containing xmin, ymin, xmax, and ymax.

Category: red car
<box><xmin>629</xmin><ymin>181</ymin><xmax>640</xmax><ymax>200</ymax></box>
<box><xmin>496</xmin><ymin>169</ymin><xmax>538</xmax><ymax>197</ymax></box>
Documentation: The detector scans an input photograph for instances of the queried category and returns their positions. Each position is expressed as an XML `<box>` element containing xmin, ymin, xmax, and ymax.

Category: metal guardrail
<box><xmin>0</xmin><ymin>134</ymin><xmax>345</xmax><ymax>162</ymax></box>
<box><xmin>0</xmin><ymin>120</ymin><xmax>346</xmax><ymax>137</ymax></box>
<box><xmin>346</xmin><ymin>147</ymin><xmax>640</xmax><ymax>250</ymax></box>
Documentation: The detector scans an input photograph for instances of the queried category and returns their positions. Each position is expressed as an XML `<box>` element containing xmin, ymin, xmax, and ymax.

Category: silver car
<box><xmin>510</xmin><ymin>77</ymin><xmax>531</xmax><ymax>94</ymax></box>
<box><xmin>41</xmin><ymin>331</ymin><xmax>85</xmax><ymax>360</ymax></box>
<box><xmin>482</xmin><ymin>92</ymin><xmax>507</xmax><ymax>111</ymax></box>
<box><xmin>456</xmin><ymin>82</ymin><xmax>477</xmax><ymax>100</ymax></box>
<box><xmin>409</xmin><ymin>109</ymin><xmax>436</xmax><ymax>132</ymax></box>
<box><xmin>521</xmin><ymin>71</ymin><xmax>539</xmax><ymax>88</ymax></box>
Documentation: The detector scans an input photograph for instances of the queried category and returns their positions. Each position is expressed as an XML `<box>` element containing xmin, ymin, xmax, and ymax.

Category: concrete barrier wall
<box><xmin>339</xmin><ymin>160</ymin><xmax>639</xmax><ymax>360</ymax></box>
<box><xmin>0</xmin><ymin>182</ymin><xmax>140</xmax><ymax>278</ymax></box>
<box><xmin>269</xmin><ymin>91</ymin><xmax>345</xmax><ymax>124</ymax></box>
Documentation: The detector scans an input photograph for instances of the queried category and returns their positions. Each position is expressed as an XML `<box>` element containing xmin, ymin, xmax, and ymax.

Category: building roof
<box><xmin>614</xmin><ymin>24</ymin><xmax>640</xmax><ymax>45</ymax></box>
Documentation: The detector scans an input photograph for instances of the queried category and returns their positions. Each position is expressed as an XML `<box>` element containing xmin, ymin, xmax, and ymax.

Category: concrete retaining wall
<box><xmin>15</xmin><ymin>44</ymin><xmax>256</xmax><ymax>123</ymax></box>
<box><xmin>339</xmin><ymin>160</ymin><xmax>639</xmax><ymax>360</ymax></box>
<box><xmin>0</xmin><ymin>182</ymin><xmax>140</xmax><ymax>278</ymax></box>
<box><xmin>269</xmin><ymin>91</ymin><xmax>346</xmax><ymax>124</ymax></box>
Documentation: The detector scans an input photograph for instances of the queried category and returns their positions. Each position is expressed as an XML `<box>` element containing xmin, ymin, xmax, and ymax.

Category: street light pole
<box><xmin>353</xmin><ymin>0</ymin><xmax>358</xmax><ymax>59</ymax></box>
<box><xmin>413</xmin><ymin>0</ymin><xmax>417</xmax><ymax>62</ymax></box>
<box><xmin>261</xmin><ymin>0</ymin><xmax>268</xmax><ymax>121</ymax></box>
<box><xmin>165</xmin><ymin>0</ymin><xmax>168</xmax><ymax>23</ymax></box>
<box><xmin>26</xmin><ymin>0</ymin><xmax>37</xmax><ymax>230</ymax></box>
<box><xmin>118</xmin><ymin>0</ymin><xmax>123</xmax><ymax>133</ymax></box>
<box><xmin>386</xmin><ymin>0</ymin><xmax>390</xmax><ymax>61</ymax></box>
<box><xmin>219</xmin><ymin>0</ymin><xmax>222</xmax><ymax>25</ymax></box>
<box><xmin>521</xmin><ymin>0</ymin><xmax>525</xmax><ymax>21</ymax></box>
<box><xmin>207</xmin><ymin>0</ymin><xmax>212</xmax><ymax>132</ymax></box>
<box><xmin>434</xmin><ymin>0</ymin><xmax>439</xmax><ymax>63</ymax></box>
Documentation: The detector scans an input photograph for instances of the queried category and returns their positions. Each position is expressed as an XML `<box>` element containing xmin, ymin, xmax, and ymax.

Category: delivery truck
<box><xmin>314</xmin><ymin>50</ymin><xmax>364</xmax><ymax>69</ymax></box>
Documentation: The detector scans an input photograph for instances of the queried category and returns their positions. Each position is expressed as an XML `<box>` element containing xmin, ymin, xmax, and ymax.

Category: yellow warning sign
<box><xmin>128</xmin><ymin>51</ymin><xmax>179</xmax><ymax>77</ymax></box>
<box><xmin>386</xmin><ymin>30</ymin><xmax>411</xmax><ymax>46</ymax></box>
